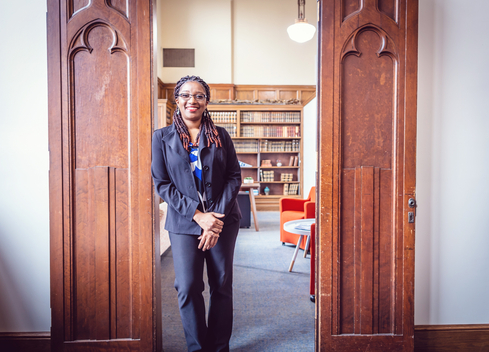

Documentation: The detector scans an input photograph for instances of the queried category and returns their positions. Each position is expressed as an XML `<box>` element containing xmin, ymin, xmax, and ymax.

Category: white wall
<box><xmin>158</xmin><ymin>0</ymin><xmax>232</xmax><ymax>83</ymax></box>
<box><xmin>303</xmin><ymin>97</ymin><xmax>317</xmax><ymax>196</ymax></box>
<box><xmin>232</xmin><ymin>0</ymin><xmax>317</xmax><ymax>85</ymax></box>
<box><xmin>0</xmin><ymin>2</ymin><xmax>50</xmax><ymax>331</ymax></box>
<box><xmin>157</xmin><ymin>0</ymin><xmax>317</xmax><ymax>85</ymax></box>
<box><xmin>415</xmin><ymin>0</ymin><xmax>489</xmax><ymax>324</ymax></box>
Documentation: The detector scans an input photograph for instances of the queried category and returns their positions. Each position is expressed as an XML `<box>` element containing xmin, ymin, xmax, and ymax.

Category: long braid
<box><xmin>173</xmin><ymin>75</ymin><xmax>222</xmax><ymax>152</ymax></box>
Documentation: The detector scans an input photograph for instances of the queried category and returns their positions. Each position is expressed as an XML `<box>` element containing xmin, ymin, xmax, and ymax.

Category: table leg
<box><xmin>303</xmin><ymin>233</ymin><xmax>311</xmax><ymax>258</ymax></box>
<box><xmin>288</xmin><ymin>235</ymin><xmax>303</xmax><ymax>272</ymax></box>
<box><xmin>248</xmin><ymin>189</ymin><xmax>259</xmax><ymax>231</ymax></box>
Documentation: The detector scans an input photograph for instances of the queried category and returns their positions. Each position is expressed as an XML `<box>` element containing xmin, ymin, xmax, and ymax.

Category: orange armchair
<box><xmin>279</xmin><ymin>187</ymin><xmax>316</xmax><ymax>249</ymax></box>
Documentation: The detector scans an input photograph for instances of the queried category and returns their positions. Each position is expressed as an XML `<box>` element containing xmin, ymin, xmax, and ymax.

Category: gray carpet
<box><xmin>161</xmin><ymin>211</ymin><xmax>315</xmax><ymax>351</ymax></box>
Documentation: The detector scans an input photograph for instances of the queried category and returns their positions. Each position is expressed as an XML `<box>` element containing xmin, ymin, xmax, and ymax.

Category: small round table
<box><xmin>283</xmin><ymin>218</ymin><xmax>315</xmax><ymax>272</ymax></box>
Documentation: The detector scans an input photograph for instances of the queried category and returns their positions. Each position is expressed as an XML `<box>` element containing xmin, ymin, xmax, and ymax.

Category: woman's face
<box><xmin>175</xmin><ymin>81</ymin><xmax>208</xmax><ymax>126</ymax></box>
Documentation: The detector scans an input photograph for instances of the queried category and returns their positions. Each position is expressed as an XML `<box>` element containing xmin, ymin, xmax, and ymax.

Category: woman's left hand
<box><xmin>198</xmin><ymin>230</ymin><xmax>220</xmax><ymax>251</ymax></box>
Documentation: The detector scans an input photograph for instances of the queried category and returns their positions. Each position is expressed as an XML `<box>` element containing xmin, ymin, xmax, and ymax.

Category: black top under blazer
<box><xmin>152</xmin><ymin>124</ymin><xmax>242</xmax><ymax>235</ymax></box>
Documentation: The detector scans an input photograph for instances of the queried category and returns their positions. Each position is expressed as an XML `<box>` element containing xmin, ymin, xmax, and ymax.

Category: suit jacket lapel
<box><xmin>163</xmin><ymin>124</ymin><xmax>211</xmax><ymax>164</ymax></box>
<box><xmin>162</xmin><ymin>124</ymin><xmax>189</xmax><ymax>163</ymax></box>
<box><xmin>198</xmin><ymin>126</ymin><xmax>208</xmax><ymax>156</ymax></box>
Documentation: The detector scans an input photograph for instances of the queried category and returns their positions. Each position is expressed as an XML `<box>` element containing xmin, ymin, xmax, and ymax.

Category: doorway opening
<box><xmin>154</xmin><ymin>0</ymin><xmax>318</xmax><ymax>350</ymax></box>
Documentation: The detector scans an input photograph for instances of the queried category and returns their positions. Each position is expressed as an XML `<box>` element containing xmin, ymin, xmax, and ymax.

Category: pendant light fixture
<box><xmin>287</xmin><ymin>0</ymin><xmax>316</xmax><ymax>43</ymax></box>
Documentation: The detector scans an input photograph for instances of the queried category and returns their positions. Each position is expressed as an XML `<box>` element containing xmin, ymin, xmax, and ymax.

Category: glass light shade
<box><xmin>287</xmin><ymin>19</ymin><xmax>316</xmax><ymax>43</ymax></box>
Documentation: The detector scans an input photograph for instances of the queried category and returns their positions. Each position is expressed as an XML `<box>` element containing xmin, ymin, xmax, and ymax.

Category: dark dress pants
<box><xmin>169</xmin><ymin>220</ymin><xmax>239</xmax><ymax>352</ymax></box>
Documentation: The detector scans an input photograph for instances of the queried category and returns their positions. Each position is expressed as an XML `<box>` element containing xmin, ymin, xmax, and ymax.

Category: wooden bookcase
<box><xmin>207</xmin><ymin>104</ymin><xmax>304</xmax><ymax>211</ymax></box>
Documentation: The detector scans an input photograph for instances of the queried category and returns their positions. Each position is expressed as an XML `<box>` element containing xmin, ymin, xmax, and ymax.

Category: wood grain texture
<box><xmin>414</xmin><ymin>325</ymin><xmax>489</xmax><ymax>352</ymax></box>
<box><xmin>48</xmin><ymin>0</ymin><xmax>159</xmax><ymax>350</ymax></box>
<box><xmin>0</xmin><ymin>333</ymin><xmax>50</xmax><ymax>352</ymax></box>
<box><xmin>342</xmin><ymin>0</ymin><xmax>361</xmax><ymax>21</ymax></box>
<box><xmin>378</xmin><ymin>0</ymin><xmax>398</xmax><ymax>23</ymax></box>
<box><xmin>317</xmin><ymin>0</ymin><xmax>418</xmax><ymax>350</ymax></box>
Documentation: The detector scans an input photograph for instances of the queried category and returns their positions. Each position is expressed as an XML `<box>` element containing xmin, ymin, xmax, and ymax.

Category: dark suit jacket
<box><xmin>152</xmin><ymin>124</ymin><xmax>242</xmax><ymax>235</ymax></box>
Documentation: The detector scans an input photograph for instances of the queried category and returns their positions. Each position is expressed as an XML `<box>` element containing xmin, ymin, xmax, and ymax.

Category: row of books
<box><xmin>284</xmin><ymin>183</ymin><xmax>299</xmax><ymax>196</ymax></box>
<box><xmin>281</xmin><ymin>173</ymin><xmax>294</xmax><ymax>182</ymax></box>
<box><xmin>260</xmin><ymin>170</ymin><xmax>275</xmax><ymax>182</ymax></box>
<box><xmin>210</xmin><ymin>111</ymin><xmax>237</xmax><ymax>123</ymax></box>
<box><xmin>215</xmin><ymin>123</ymin><xmax>237</xmax><ymax>137</ymax></box>
<box><xmin>240</xmin><ymin>126</ymin><xmax>301</xmax><ymax>138</ymax></box>
<box><xmin>241</xmin><ymin>111</ymin><xmax>301</xmax><ymax>123</ymax></box>
<box><xmin>260</xmin><ymin>140</ymin><xmax>300</xmax><ymax>152</ymax></box>
<box><xmin>233</xmin><ymin>140</ymin><xmax>259</xmax><ymax>153</ymax></box>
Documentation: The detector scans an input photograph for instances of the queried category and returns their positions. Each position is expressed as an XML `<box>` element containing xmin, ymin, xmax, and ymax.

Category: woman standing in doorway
<box><xmin>151</xmin><ymin>75</ymin><xmax>242</xmax><ymax>352</ymax></box>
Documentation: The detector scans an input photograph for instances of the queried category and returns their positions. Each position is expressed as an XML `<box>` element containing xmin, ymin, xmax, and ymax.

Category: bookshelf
<box><xmin>207</xmin><ymin>104</ymin><xmax>305</xmax><ymax>211</ymax></box>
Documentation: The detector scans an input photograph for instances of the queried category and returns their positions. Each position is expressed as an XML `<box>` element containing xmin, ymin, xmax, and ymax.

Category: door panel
<box><xmin>48</xmin><ymin>0</ymin><xmax>159</xmax><ymax>351</ymax></box>
<box><xmin>317</xmin><ymin>0</ymin><xmax>418</xmax><ymax>350</ymax></box>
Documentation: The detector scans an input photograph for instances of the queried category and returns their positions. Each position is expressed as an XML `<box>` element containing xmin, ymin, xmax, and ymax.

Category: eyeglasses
<box><xmin>177</xmin><ymin>93</ymin><xmax>207</xmax><ymax>101</ymax></box>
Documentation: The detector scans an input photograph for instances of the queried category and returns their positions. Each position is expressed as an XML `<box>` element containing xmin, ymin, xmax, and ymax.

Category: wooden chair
<box><xmin>279</xmin><ymin>187</ymin><xmax>315</xmax><ymax>249</ymax></box>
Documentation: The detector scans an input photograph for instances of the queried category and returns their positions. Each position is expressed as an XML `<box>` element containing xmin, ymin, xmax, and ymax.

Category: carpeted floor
<box><xmin>161</xmin><ymin>211</ymin><xmax>315</xmax><ymax>351</ymax></box>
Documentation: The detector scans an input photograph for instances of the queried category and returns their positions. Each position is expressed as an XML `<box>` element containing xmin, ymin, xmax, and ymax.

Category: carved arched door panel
<box><xmin>317</xmin><ymin>0</ymin><xmax>418</xmax><ymax>350</ymax></box>
<box><xmin>47</xmin><ymin>1</ymin><xmax>160</xmax><ymax>351</ymax></box>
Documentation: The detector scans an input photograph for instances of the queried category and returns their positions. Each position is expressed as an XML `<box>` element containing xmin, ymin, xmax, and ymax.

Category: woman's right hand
<box><xmin>193</xmin><ymin>210</ymin><xmax>225</xmax><ymax>235</ymax></box>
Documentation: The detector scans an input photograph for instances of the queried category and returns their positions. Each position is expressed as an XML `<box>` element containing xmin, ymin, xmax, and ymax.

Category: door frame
<box><xmin>47</xmin><ymin>0</ymin><xmax>417</xmax><ymax>350</ymax></box>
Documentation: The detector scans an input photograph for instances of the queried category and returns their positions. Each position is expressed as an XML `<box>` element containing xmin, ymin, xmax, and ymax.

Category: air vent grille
<box><xmin>163</xmin><ymin>48</ymin><xmax>195</xmax><ymax>67</ymax></box>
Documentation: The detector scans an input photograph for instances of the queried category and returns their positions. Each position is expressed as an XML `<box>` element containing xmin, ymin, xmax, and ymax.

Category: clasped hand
<box><xmin>193</xmin><ymin>210</ymin><xmax>225</xmax><ymax>251</ymax></box>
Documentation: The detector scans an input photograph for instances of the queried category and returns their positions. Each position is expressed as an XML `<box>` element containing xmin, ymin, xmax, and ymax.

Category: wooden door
<box><xmin>47</xmin><ymin>1</ymin><xmax>161</xmax><ymax>351</ymax></box>
<box><xmin>316</xmin><ymin>0</ymin><xmax>418</xmax><ymax>350</ymax></box>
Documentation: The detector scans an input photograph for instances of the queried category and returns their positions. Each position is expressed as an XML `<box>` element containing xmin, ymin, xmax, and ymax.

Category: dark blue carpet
<box><xmin>161</xmin><ymin>212</ymin><xmax>315</xmax><ymax>351</ymax></box>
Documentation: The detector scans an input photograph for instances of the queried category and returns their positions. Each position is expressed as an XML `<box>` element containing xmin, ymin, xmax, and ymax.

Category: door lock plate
<box><xmin>408</xmin><ymin>212</ymin><xmax>415</xmax><ymax>223</ymax></box>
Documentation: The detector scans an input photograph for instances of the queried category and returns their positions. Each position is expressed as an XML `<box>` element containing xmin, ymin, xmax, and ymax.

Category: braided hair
<box><xmin>173</xmin><ymin>75</ymin><xmax>222</xmax><ymax>152</ymax></box>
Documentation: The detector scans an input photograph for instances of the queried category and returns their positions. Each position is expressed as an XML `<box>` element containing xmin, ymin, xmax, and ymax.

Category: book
<box><xmin>288</xmin><ymin>183</ymin><xmax>299</xmax><ymax>195</ymax></box>
<box><xmin>238</xmin><ymin>160</ymin><xmax>252</xmax><ymax>167</ymax></box>
<box><xmin>295</xmin><ymin>223</ymin><xmax>313</xmax><ymax>231</ymax></box>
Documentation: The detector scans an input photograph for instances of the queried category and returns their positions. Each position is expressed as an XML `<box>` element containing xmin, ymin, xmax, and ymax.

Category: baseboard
<box><xmin>0</xmin><ymin>332</ymin><xmax>50</xmax><ymax>352</ymax></box>
<box><xmin>415</xmin><ymin>324</ymin><xmax>489</xmax><ymax>351</ymax></box>
<box><xmin>1</xmin><ymin>325</ymin><xmax>486</xmax><ymax>351</ymax></box>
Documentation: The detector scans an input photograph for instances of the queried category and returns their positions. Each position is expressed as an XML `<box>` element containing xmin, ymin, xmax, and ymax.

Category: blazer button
<box><xmin>209</xmin><ymin>200</ymin><xmax>213</xmax><ymax>205</ymax></box>
<box><xmin>206</xmin><ymin>182</ymin><xmax>211</xmax><ymax>187</ymax></box>
<box><xmin>204</xmin><ymin>165</ymin><xmax>209</xmax><ymax>171</ymax></box>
